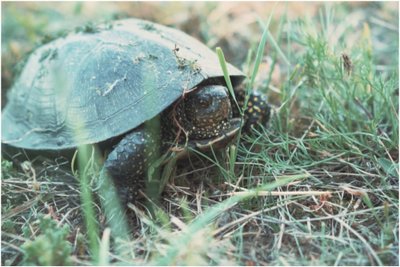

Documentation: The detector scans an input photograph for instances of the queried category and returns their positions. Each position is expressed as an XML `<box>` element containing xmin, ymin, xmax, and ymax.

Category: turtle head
<box><xmin>178</xmin><ymin>85</ymin><xmax>235</xmax><ymax>139</ymax></box>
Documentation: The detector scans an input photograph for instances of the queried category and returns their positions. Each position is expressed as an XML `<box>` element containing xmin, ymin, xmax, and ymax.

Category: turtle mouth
<box><xmin>188</xmin><ymin>118</ymin><xmax>232</xmax><ymax>140</ymax></box>
<box><xmin>193</xmin><ymin>117</ymin><xmax>241</xmax><ymax>148</ymax></box>
<box><xmin>168</xmin><ymin>118</ymin><xmax>242</xmax><ymax>158</ymax></box>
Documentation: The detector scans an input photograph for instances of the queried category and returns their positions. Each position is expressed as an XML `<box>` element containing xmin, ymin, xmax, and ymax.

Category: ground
<box><xmin>1</xmin><ymin>2</ymin><xmax>399</xmax><ymax>266</ymax></box>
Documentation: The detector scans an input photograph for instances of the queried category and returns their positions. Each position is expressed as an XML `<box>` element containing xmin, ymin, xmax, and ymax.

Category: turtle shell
<box><xmin>2</xmin><ymin>18</ymin><xmax>244</xmax><ymax>150</ymax></box>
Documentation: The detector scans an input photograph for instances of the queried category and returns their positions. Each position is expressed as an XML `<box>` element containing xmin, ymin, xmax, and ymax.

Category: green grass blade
<box><xmin>268</xmin><ymin>29</ymin><xmax>290</xmax><ymax>67</ymax></box>
<box><xmin>249</xmin><ymin>10</ymin><xmax>274</xmax><ymax>90</ymax></box>
<box><xmin>216</xmin><ymin>47</ymin><xmax>244</xmax><ymax>178</ymax></box>
<box><xmin>216</xmin><ymin>47</ymin><xmax>238</xmax><ymax>106</ymax></box>
<box><xmin>77</xmin><ymin>145</ymin><xmax>100</xmax><ymax>262</ymax></box>
<box><xmin>257</xmin><ymin>16</ymin><xmax>291</xmax><ymax>69</ymax></box>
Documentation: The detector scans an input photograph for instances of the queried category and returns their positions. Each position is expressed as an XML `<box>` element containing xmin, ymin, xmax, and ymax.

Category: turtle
<box><xmin>1</xmin><ymin>18</ymin><xmax>270</xmax><ymax>207</ymax></box>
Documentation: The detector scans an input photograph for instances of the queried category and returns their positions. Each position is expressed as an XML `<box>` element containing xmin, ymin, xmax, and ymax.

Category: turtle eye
<box><xmin>199</xmin><ymin>96</ymin><xmax>212</xmax><ymax>108</ymax></box>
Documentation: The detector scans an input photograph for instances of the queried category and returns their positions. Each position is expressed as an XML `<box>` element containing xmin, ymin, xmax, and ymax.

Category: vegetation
<box><xmin>20</xmin><ymin>215</ymin><xmax>73</xmax><ymax>266</ymax></box>
<box><xmin>1</xmin><ymin>2</ymin><xmax>398</xmax><ymax>266</ymax></box>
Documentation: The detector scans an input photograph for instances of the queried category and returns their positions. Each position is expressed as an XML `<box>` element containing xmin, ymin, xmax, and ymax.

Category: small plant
<box><xmin>1</xmin><ymin>159</ymin><xmax>14</xmax><ymax>178</ymax></box>
<box><xmin>21</xmin><ymin>215</ymin><xmax>73</xmax><ymax>266</ymax></box>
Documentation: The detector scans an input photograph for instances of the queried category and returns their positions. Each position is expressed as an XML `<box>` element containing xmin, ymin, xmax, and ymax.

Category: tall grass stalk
<box><xmin>77</xmin><ymin>145</ymin><xmax>100</xmax><ymax>262</ymax></box>
<box><xmin>215</xmin><ymin>8</ymin><xmax>275</xmax><ymax>181</ymax></box>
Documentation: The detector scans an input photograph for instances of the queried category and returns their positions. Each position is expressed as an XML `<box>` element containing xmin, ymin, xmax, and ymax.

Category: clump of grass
<box><xmin>234</xmin><ymin>4</ymin><xmax>398</xmax><ymax>266</ymax></box>
<box><xmin>0</xmin><ymin>154</ymin><xmax>87</xmax><ymax>265</ymax></box>
<box><xmin>20</xmin><ymin>214</ymin><xmax>73</xmax><ymax>266</ymax></box>
<box><xmin>132</xmin><ymin>205</ymin><xmax>237</xmax><ymax>266</ymax></box>
<box><xmin>1</xmin><ymin>159</ymin><xmax>14</xmax><ymax>175</ymax></box>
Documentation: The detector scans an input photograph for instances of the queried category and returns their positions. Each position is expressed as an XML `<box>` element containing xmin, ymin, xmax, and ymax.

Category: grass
<box><xmin>1</xmin><ymin>2</ymin><xmax>399</xmax><ymax>266</ymax></box>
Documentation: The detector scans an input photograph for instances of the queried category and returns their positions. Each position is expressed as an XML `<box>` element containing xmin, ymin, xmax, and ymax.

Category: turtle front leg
<box><xmin>234</xmin><ymin>89</ymin><xmax>271</xmax><ymax>131</ymax></box>
<box><xmin>100</xmin><ymin>127</ymin><xmax>157</xmax><ymax>207</ymax></box>
<box><xmin>243</xmin><ymin>91</ymin><xmax>271</xmax><ymax>131</ymax></box>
